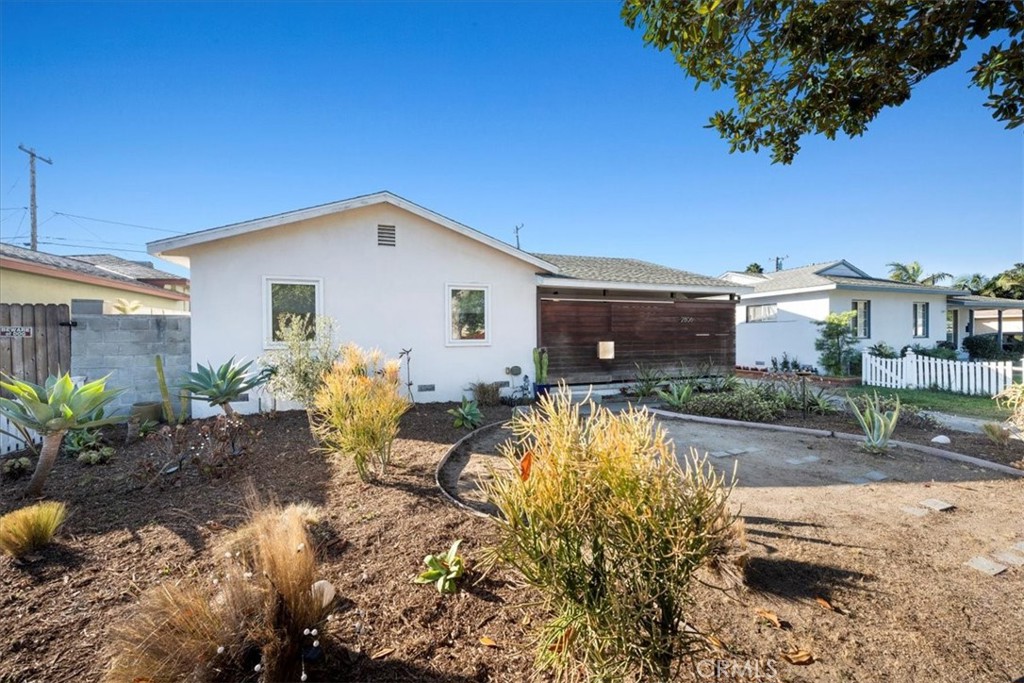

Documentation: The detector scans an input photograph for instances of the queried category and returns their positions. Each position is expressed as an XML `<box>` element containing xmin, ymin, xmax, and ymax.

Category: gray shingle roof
<box><xmin>748</xmin><ymin>261</ymin><xmax>960</xmax><ymax>295</ymax></box>
<box><xmin>533</xmin><ymin>253</ymin><xmax>736</xmax><ymax>289</ymax></box>
<box><xmin>948</xmin><ymin>294</ymin><xmax>1024</xmax><ymax>309</ymax></box>
<box><xmin>0</xmin><ymin>243</ymin><xmax>172</xmax><ymax>293</ymax></box>
<box><xmin>69</xmin><ymin>254</ymin><xmax>185</xmax><ymax>281</ymax></box>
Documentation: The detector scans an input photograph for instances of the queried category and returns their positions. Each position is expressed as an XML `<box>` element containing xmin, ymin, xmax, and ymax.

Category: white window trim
<box><xmin>445</xmin><ymin>283</ymin><xmax>491</xmax><ymax>346</ymax></box>
<box><xmin>262</xmin><ymin>276</ymin><xmax>324</xmax><ymax>349</ymax></box>
<box><xmin>745</xmin><ymin>303</ymin><xmax>778</xmax><ymax>323</ymax></box>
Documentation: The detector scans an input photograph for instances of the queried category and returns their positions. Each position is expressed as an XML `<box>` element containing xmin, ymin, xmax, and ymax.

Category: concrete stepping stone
<box><xmin>842</xmin><ymin>476</ymin><xmax>872</xmax><ymax>485</ymax></box>
<box><xmin>966</xmin><ymin>556</ymin><xmax>1007</xmax><ymax>576</ymax></box>
<box><xmin>726</xmin><ymin>448</ymin><xmax>748</xmax><ymax>456</ymax></box>
<box><xmin>709</xmin><ymin>450</ymin><xmax>732</xmax><ymax>458</ymax></box>
<box><xmin>992</xmin><ymin>550</ymin><xmax>1024</xmax><ymax>567</ymax></box>
<box><xmin>919</xmin><ymin>498</ymin><xmax>955</xmax><ymax>512</ymax></box>
<box><xmin>901</xmin><ymin>505</ymin><xmax>929</xmax><ymax>517</ymax></box>
<box><xmin>864</xmin><ymin>470</ymin><xmax>888</xmax><ymax>482</ymax></box>
<box><xmin>785</xmin><ymin>454</ymin><xmax>820</xmax><ymax>465</ymax></box>
<box><xmin>1014</xmin><ymin>541</ymin><xmax>1024</xmax><ymax>553</ymax></box>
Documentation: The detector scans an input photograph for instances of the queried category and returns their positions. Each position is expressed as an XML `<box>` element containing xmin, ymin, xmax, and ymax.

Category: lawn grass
<box><xmin>843</xmin><ymin>385</ymin><xmax>1012</xmax><ymax>421</ymax></box>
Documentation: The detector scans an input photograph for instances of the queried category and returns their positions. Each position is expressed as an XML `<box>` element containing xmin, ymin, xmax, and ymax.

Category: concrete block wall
<box><xmin>70</xmin><ymin>305</ymin><xmax>191</xmax><ymax>416</ymax></box>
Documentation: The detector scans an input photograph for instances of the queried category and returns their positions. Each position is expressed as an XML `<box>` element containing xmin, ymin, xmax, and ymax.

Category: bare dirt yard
<box><xmin>448</xmin><ymin>415</ymin><xmax>1024</xmax><ymax>683</ymax></box>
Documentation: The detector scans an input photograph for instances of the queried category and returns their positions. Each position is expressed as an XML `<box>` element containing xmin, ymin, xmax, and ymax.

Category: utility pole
<box><xmin>513</xmin><ymin>223</ymin><xmax>523</xmax><ymax>249</ymax></box>
<box><xmin>773</xmin><ymin>255</ymin><xmax>788</xmax><ymax>272</ymax></box>
<box><xmin>18</xmin><ymin>144</ymin><xmax>53</xmax><ymax>251</ymax></box>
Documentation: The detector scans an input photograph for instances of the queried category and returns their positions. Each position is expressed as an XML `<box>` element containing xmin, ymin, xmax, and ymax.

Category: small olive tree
<box><xmin>814</xmin><ymin>311</ymin><xmax>859</xmax><ymax>376</ymax></box>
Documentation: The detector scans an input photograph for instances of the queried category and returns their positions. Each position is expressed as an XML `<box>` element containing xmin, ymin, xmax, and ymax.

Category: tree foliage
<box><xmin>744</xmin><ymin>262</ymin><xmax>765</xmax><ymax>273</ymax></box>
<box><xmin>952</xmin><ymin>263</ymin><xmax>1024</xmax><ymax>299</ymax></box>
<box><xmin>622</xmin><ymin>0</ymin><xmax>1023</xmax><ymax>163</ymax></box>
<box><xmin>814</xmin><ymin>311</ymin><xmax>859</xmax><ymax>376</ymax></box>
<box><xmin>886</xmin><ymin>261</ymin><xmax>952</xmax><ymax>286</ymax></box>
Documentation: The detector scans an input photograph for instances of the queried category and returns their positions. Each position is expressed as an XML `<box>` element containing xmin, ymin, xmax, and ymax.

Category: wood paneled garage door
<box><xmin>539</xmin><ymin>298</ymin><xmax>735</xmax><ymax>384</ymax></box>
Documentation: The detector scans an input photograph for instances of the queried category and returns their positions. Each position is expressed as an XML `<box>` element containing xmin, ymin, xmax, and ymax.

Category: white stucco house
<box><xmin>722</xmin><ymin>260</ymin><xmax>970</xmax><ymax>372</ymax></box>
<box><xmin>149</xmin><ymin>191</ymin><xmax>747</xmax><ymax>417</ymax></box>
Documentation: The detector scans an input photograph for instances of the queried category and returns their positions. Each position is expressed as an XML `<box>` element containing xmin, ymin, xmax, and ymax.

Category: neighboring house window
<box><xmin>745</xmin><ymin>304</ymin><xmax>777</xmax><ymax>322</ymax></box>
<box><xmin>447</xmin><ymin>285</ymin><xmax>489</xmax><ymax>344</ymax></box>
<box><xmin>851</xmin><ymin>300</ymin><xmax>871</xmax><ymax>338</ymax></box>
<box><xmin>913</xmin><ymin>302</ymin><xmax>929</xmax><ymax>338</ymax></box>
<box><xmin>264</xmin><ymin>277</ymin><xmax>322</xmax><ymax>346</ymax></box>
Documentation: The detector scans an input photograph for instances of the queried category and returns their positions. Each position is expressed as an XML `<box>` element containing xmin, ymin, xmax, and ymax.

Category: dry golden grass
<box><xmin>106</xmin><ymin>501</ymin><xmax>336</xmax><ymax>682</ymax></box>
<box><xmin>0</xmin><ymin>501</ymin><xmax>67</xmax><ymax>558</ymax></box>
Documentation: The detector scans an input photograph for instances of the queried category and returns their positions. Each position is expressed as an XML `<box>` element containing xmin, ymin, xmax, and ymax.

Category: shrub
<box><xmin>310</xmin><ymin>345</ymin><xmax>410</xmax><ymax>482</ymax></box>
<box><xmin>982</xmin><ymin>422</ymin><xmax>1013</xmax><ymax>448</ymax></box>
<box><xmin>482</xmin><ymin>392</ymin><xmax>742</xmax><ymax>681</ymax></box>
<box><xmin>867</xmin><ymin>342</ymin><xmax>899</xmax><ymax>358</ymax></box>
<box><xmin>962</xmin><ymin>333</ymin><xmax>1021</xmax><ymax>360</ymax></box>
<box><xmin>77</xmin><ymin>446</ymin><xmax>115</xmax><ymax>465</ymax></box>
<box><xmin>814</xmin><ymin>311</ymin><xmax>859</xmax><ymax>376</ymax></box>
<box><xmin>261</xmin><ymin>314</ymin><xmax>341</xmax><ymax>407</ymax></box>
<box><xmin>683</xmin><ymin>386</ymin><xmax>786</xmax><ymax>422</ymax></box>
<box><xmin>903</xmin><ymin>343</ymin><xmax>958</xmax><ymax>360</ymax></box>
<box><xmin>448</xmin><ymin>398</ymin><xmax>484</xmax><ymax>430</ymax></box>
<box><xmin>0</xmin><ymin>501</ymin><xmax>67</xmax><ymax>557</ymax></box>
<box><xmin>107</xmin><ymin>502</ymin><xmax>336</xmax><ymax>682</ymax></box>
<box><xmin>180</xmin><ymin>357</ymin><xmax>271</xmax><ymax>417</ymax></box>
<box><xmin>2</xmin><ymin>456</ymin><xmax>33</xmax><ymax>479</ymax></box>
<box><xmin>994</xmin><ymin>382</ymin><xmax>1024</xmax><ymax>431</ymax></box>
<box><xmin>468</xmin><ymin>381</ymin><xmax>502</xmax><ymax>407</ymax></box>
<box><xmin>63</xmin><ymin>426</ymin><xmax>104</xmax><ymax>457</ymax></box>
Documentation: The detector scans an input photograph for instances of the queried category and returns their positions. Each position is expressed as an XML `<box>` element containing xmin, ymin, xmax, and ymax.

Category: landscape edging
<box><xmin>435</xmin><ymin>420</ymin><xmax>508</xmax><ymax>518</ymax></box>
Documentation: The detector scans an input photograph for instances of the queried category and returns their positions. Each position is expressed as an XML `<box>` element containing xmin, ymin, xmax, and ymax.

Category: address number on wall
<box><xmin>0</xmin><ymin>326</ymin><xmax>33</xmax><ymax>338</ymax></box>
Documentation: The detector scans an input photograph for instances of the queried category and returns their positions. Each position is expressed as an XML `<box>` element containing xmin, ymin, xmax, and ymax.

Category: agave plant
<box><xmin>180</xmin><ymin>357</ymin><xmax>271</xmax><ymax>416</ymax></box>
<box><xmin>0</xmin><ymin>373</ymin><xmax>125</xmax><ymax>497</ymax></box>
<box><xmin>447</xmin><ymin>398</ymin><xmax>483</xmax><ymax>430</ymax></box>
<box><xmin>655</xmin><ymin>381</ymin><xmax>694</xmax><ymax>411</ymax></box>
<box><xmin>846</xmin><ymin>392</ymin><xmax>900</xmax><ymax>454</ymax></box>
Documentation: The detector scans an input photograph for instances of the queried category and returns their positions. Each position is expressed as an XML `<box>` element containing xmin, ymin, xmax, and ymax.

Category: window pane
<box><xmin>271</xmin><ymin>283</ymin><xmax>316</xmax><ymax>341</ymax></box>
<box><xmin>451</xmin><ymin>288</ymin><xmax>486</xmax><ymax>340</ymax></box>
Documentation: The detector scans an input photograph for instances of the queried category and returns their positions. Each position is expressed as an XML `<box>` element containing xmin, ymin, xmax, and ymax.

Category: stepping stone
<box><xmin>992</xmin><ymin>550</ymin><xmax>1024</xmax><ymax>567</ymax></box>
<box><xmin>965</xmin><ymin>556</ymin><xmax>1007</xmax><ymax>576</ymax></box>
<box><xmin>785</xmin><ymin>457</ymin><xmax>805</xmax><ymax>465</ymax></box>
<box><xmin>842</xmin><ymin>476</ymin><xmax>872</xmax><ymax>485</ymax></box>
<box><xmin>864</xmin><ymin>470</ymin><xmax>889</xmax><ymax>482</ymax></box>
<box><xmin>709</xmin><ymin>451</ymin><xmax>732</xmax><ymax>458</ymax></box>
<box><xmin>726</xmin><ymin>448</ymin><xmax>748</xmax><ymax>456</ymax></box>
<box><xmin>919</xmin><ymin>498</ymin><xmax>955</xmax><ymax>512</ymax></box>
<box><xmin>901</xmin><ymin>505</ymin><xmax>929</xmax><ymax>517</ymax></box>
<box><xmin>1014</xmin><ymin>541</ymin><xmax>1024</xmax><ymax>553</ymax></box>
<box><xmin>802</xmin><ymin>455</ymin><xmax>819</xmax><ymax>463</ymax></box>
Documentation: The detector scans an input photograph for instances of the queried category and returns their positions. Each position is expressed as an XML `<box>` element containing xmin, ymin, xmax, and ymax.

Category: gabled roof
<box><xmin>535</xmin><ymin>253</ymin><xmax>739</xmax><ymax>292</ymax></box>
<box><xmin>147</xmin><ymin>191</ymin><xmax>558</xmax><ymax>273</ymax></box>
<box><xmin>0</xmin><ymin>243</ymin><xmax>189</xmax><ymax>300</ymax></box>
<box><xmin>743</xmin><ymin>260</ymin><xmax>959</xmax><ymax>297</ymax></box>
<box><xmin>69</xmin><ymin>253</ymin><xmax>186</xmax><ymax>282</ymax></box>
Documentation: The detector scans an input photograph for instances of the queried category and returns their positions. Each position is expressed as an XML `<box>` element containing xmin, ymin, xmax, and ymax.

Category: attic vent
<box><xmin>377</xmin><ymin>225</ymin><xmax>396</xmax><ymax>247</ymax></box>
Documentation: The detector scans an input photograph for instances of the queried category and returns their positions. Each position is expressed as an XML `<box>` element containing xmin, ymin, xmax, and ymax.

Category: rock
<box><xmin>931</xmin><ymin>435</ymin><xmax>951</xmax><ymax>445</ymax></box>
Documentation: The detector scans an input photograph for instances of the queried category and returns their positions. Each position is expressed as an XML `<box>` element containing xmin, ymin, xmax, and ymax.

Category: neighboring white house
<box><xmin>721</xmin><ymin>261</ymin><xmax>961</xmax><ymax>372</ymax></box>
<box><xmin>149</xmin><ymin>191</ymin><xmax>746</xmax><ymax>417</ymax></box>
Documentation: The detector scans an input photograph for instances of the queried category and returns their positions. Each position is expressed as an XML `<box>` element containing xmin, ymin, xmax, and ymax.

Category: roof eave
<box><xmin>741</xmin><ymin>284</ymin><xmax>836</xmax><ymax>299</ymax></box>
<box><xmin>0</xmin><ymin>256</ymin><xmax>190</xmax><ymax>301</ymax></box>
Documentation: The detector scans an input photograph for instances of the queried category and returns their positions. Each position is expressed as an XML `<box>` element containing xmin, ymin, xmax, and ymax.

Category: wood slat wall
<box><xmin>539</xmin><ymin>298</ymin><xmax>735</xmax><ymax>383</ymax></box>
<box><xmin>0</xmin><ymin>303</ymin><xmax>72</xmax><ymax>387</ymax></box>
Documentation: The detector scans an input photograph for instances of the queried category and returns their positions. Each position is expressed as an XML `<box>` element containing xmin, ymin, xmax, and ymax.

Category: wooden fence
<box><xmin>862</xmin><ymin>351</ymin><xmax>1020</xmax><ymax>397</ymax></box>
<box><xmin>0</xmin><ymin>303</ymin><xmax>73</xmax><ymax>453</ymax></box>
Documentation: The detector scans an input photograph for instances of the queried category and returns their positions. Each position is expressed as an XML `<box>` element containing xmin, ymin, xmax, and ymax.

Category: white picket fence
<box><xmin>862</xmin><ymin>351</ymin><xmax>1021</xmax><ymax>396</ymax></box>
<box><xmin>1</xmin><ymin>413</ymin><xmax>40</xmax><ymax>455</ymax></box>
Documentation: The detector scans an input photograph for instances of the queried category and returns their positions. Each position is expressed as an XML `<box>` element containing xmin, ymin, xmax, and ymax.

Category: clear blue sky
<box><xmin>1</xmin><ymin>1</ymin><xmax>1021</xmax><ymax>281</ymax></box>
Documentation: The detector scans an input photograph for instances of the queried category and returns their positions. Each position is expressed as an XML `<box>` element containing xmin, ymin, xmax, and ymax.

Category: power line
<box><xmin>51</xmin><ymin>211</ymin><xmax>184</xmax><ymax>235</ymax></box>
<box><xmin>39</xmin><ymin>234</ymin><xmax>151</xmax><ymax>248</ymax></box>
<box><xmin>0</xmin><ymin>207</ymin><xmax>27</xmax><ymax>211</ymax></box>
<box><xmin>30</xmin><ymin>240</ymin><xmax>151</xmax><ymax>255</ymax></box>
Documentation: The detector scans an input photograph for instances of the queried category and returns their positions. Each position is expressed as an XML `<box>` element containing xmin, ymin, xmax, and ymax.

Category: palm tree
<box><xmin>0</xmin><ymin>373</ymin><xmax>125</xmax><ymax>497</ymax></box>
<box><xmin>886</xmin><ymin>261</ymin><xmax>953</xmax><ymax>286</ymax></box>
<box><xmin>953</xmin><ymin>273</ymin><xmax>991</xmax><ymax>295</ymax></box>
<box><xmin>983</xmin><ymin>263</ymin><xmax>1024</xmax><ymax>299</ymax></box>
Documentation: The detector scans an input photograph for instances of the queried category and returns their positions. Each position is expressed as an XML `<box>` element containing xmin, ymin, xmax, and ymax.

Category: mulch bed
<box><xmin>2</xmin><ymin>401</ymin><xmax>1021</xmax><ymax>682</ymax></box>
<box><xmin>1</xmin><ymin>404</ymin><xmax>545</xmax><ymax>682</ymax></box>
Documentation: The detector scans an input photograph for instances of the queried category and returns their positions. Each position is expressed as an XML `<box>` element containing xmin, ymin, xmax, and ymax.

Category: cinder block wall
<box><xmin>70</xmin><ymin>303</ymin><xmax>191</xmax><ymax>416</ymax></box>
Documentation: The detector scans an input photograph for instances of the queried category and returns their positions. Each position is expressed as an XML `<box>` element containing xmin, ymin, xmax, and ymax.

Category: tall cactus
<box><xmin>533</xmin><ymin>347</ymin><xmax>549</xmax><ymax>384</ymax></box>
<box><xmin>155</xmin><ymin>355</ymin><xmax>175</xmax><ymax>423</ymax></box>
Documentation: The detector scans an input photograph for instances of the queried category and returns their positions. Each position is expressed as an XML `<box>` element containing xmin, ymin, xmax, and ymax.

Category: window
<box><xmin>447</xmin><ymin>285</ymin><xmax>489</xmax><ymax>344</ymax></box>
<box><xmin>946</xmin><ymin>310</ymin><xmax>959</xmax><ymax>346</ymax></box>
<box><xmin>913</xmin><ymin>302</ymin><xmax>929</xmax><ymax>338</ymax></box>
<box><xmin>745</xmin><ymin>303</ymin><xmax>777</xmax><ymax>323</ymax></box>
<box><xmin>263</xmin><ymin>277</ymin><xmax>322</xmax><ymax>347</ymax></box>
<box><xmin>851</xmin><ymin>300</ymin><xmax>871</xmax><ymax>338</ymax></box>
